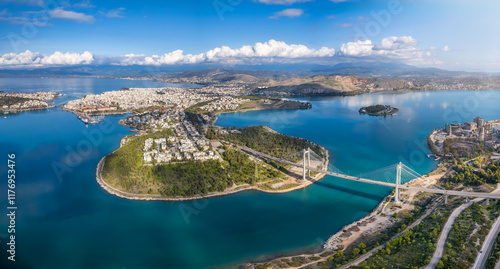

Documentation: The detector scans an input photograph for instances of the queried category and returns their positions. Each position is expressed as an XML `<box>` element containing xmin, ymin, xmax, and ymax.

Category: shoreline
<box><xmin>96</xmin><ymin>146</ymin><xmax>330</xmax><ymax>201</ymax></box>
<box><xmin>1</xmin><ymin>104</ymin><xmax>56</xmax><ymax>114</ymax></box>
<box><xmin>248</xmin><ymin>163</ymin><xmax>446</xmax><ymax>267</ymax></box>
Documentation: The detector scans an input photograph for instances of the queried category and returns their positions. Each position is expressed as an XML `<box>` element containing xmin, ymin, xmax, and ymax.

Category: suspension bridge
<box><xmin>238</xmin><ymin>146</ymin><xmax>500</xmax><ymax>201</ymax></box>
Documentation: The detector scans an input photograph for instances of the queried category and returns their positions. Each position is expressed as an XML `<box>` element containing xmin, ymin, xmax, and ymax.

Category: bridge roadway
<box><xmin>238</xmin><ymin>146</ymin><xmax>500</xmax><ymax>200</ymax></box>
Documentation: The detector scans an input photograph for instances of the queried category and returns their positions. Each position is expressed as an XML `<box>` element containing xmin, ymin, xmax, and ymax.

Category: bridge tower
<box><xmin>307</xmin><ymin>147</ymin><xmax>311</xmax><ymax>178</ymax></box>
<box><xmin>395</xmin><ymin>162</ymin><xmax>402</xmax><ymax>203</ymax></box>
<box><xmin>302</xmin><ymin>148</ymin><xmax>311</xmax><ymax>180</ymax></box>
<box><xmin>303</xmin><ymin>149</ymin><xmax>307</xmax><ymax>180</ymax></box>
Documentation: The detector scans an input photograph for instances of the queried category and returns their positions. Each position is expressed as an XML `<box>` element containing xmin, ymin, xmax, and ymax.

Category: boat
<box><xmin>77</xmin><ymin>113</ymin><xmax>104</xmax><ymax>124</ymax></box>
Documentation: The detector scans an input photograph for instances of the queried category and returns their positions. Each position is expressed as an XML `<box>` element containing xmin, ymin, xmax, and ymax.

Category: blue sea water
<box><xmin>0</xmin><ymin>78</ymin><xmax>499</xmax><ymax>269</ymax></box>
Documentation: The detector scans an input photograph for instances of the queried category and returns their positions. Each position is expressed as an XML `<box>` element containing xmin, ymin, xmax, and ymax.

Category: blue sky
<box><xmin>0</xmin><ymin>0</ymin><xmax>499</xmax><ymax>71</ymax></box>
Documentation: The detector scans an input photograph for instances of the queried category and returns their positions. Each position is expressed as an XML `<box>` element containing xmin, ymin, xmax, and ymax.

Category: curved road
<box><xmin>426</xmin><ymin>199</ymin><xmax>477</xmax><ymax>269</ymax></box>
<box><xmin>472</xmin><ymin>215</ymin><xmax>500</xmax><ymax>269</ymax></box>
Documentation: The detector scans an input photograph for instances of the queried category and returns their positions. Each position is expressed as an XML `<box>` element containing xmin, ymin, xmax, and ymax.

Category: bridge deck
<box><xmin>238</xmin><ymin>146</ymin><xmax>500</xmax><ymax>200</ymax></box>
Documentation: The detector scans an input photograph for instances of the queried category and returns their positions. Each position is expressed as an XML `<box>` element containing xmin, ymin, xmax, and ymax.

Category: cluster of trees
<box><xmin>104</xmin><ymin>132</ymin><xmax>282</xmax><ymax>197</ymax></box>
<box><xmin>359</xmin><ymin>104</ymin><xmax>390</xmax><ymax>114</ymax></box>
<box><xmin>358</xmin><ymin>207</ymin><xmax>450</xmax><ymax>269</ymax></box>
<box><xmin>440</xmin><ymin>203</ymin><xmax>489</xmax><ymax>269</ymax></box>
<box><xmin>218</xmin><ymin>125</ymin><xmax>325</xmax><ymax>159</ymax></box>
<box><xmin>154</xmin><ymin>146</ymin><xmax>281</xmax><ymax>196</ymax></box>
<box><xmin>441</xmin><ymin>138</ymin><xmax>495</xmax><ymax>157</ymax></box>
<box><xmin>0</xmin><ymin>96</ymin><xmax>31</xmax><ymax>107</ymax></box>
<box><xmin>446</xmin><ymin>160</ymin><xmax>500</xmax><ymax>186</ymax></box>
<box><xmin>154</xmin><ymin>160</ymin><xmax>231</xmax><ymax>196</ymax></box>
<box><xmin>102</xmin><ymin>129</ymin><xmax>173</xmax><ymax>192</ymax></box>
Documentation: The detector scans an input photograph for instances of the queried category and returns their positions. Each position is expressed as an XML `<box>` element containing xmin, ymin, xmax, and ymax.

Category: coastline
<box><xmin>96</xmin><ymin>146</ymin><xmax>330</xmax><ymax>201</ymax></box>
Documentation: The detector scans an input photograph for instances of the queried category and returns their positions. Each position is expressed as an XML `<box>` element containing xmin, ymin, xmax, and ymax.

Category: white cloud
<box><xmin>101</xmin><ymin>7</ymin><xmax>125</xmax><ymax>18</ymax></box>
<box><xmin>340</xmin><ymin>40</ymin><xmax>374</xmax><ymax>57</ymax></box>
<box><xmin>118</xmin><ymin>39</ymin><xmax>336</xmax><ymax>66</ymax></box>
<box><xmin>441</xmin><ymin>46</ymin><xmax>451</xmax><ymax>52</ymax></box>
<box><xmin>336</xmin><ymin>23</ymin><xmax>352</xmax><ymax>28</ymax></box>
<box><xmin>49</xmin><ymin>8</ymin><xmax>94</xmax><ymax>23</ymax></box>
<box><xmin>270</xmin><ymin>8</ymin><xmax>303</xmax><ymax>19</ymax></box>
<box><xmin>256</xmin><ymin>0</ymin><xmax>312</xmax><ymax>4</ymax></box>
<box><xmin>330</xmin><ymin>0</ymin><xmax>353</xmax><ymax>3</ymax></box>
<box><xmin>0</xmin><ymin>50</ymin><xmax>94</xmax><ymax>67</ymax></box>
<box><xmin>0</xmin><ymin>0</ymin><xmax>45</xmax><ymax>5</ymax></box>
<box><xmin>1</xmin><ymin>37</ymin><xmax>447</xmax><ymax>68</ymax></box>
<box><xmin>339</xmin><ymin>36</ymin><xmax>438</xmax><ymax>65</ymax></box>
<box><xmin>73</xmin><ymin>0</ymin><xmax>95</xmax><ymax>8</ymax></box>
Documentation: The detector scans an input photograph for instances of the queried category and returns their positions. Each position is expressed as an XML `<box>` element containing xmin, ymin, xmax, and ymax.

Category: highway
<box><xmin>472</xmin><ymin>215</ymin><xmax>500</xmax><ymax>269</ymax></box>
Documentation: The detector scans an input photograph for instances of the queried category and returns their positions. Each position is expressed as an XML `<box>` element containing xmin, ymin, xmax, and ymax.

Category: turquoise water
<box><xmin>1</xmin><ymin>79</ymin><xmax>499</xmax><ymax>269</ymax></box>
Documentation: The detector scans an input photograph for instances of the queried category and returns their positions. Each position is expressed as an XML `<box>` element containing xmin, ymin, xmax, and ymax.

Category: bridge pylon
<box><xmin>302</xmin><ymin>148</ymin><xmax>311</xmax><ymax>181</ymax></box>
<box><xmin>395</xmin><ymin>162</ymin><xmax>402</xmax><ymax>203</ymax></box>
<box><xmin>307</xmin><ymin>147</ymin><xmax>311</xmax><ymax>178</ymax></box>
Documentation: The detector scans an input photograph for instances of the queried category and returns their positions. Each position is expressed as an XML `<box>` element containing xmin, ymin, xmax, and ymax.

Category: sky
<box><xmin>0</xmin><ymin>0</ymin><xmax>499</xmax><ymax>72</ymax></box>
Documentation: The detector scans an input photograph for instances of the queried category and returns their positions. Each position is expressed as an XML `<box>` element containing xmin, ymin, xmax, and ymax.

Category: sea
<box><xmin>1</xmin><ymin>77</ymin><xmax>499</xmax><ymax>268</ymax></box>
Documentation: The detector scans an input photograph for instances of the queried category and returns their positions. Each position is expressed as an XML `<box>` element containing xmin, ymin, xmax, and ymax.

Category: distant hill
<box><xmin>313</xmin><ymin>62</ymin><xmax>465</xmax><ymax>78</ymax></box>
<box><xmin>0</xmin><ymin>62</ymin><xmax>468</xmax><ymax>79</ymax></box>
<box><xmin>254</xmin><ymin>75</ymin><xmax>416</xmax><ymax>96</ymax></box>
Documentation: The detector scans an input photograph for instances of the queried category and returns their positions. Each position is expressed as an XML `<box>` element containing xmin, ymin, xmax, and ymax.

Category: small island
<box><xmin>0</xmin><ymin>91</ymin><xmax>61</xmax><ymax>114</ymax></box>
<box><xmin>359</xmin><ymin>104</ymin><xmax>399</xmax><ymax>116</ymax></box>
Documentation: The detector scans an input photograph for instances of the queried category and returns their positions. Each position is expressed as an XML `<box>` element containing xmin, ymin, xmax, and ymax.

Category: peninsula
<box><xmin>62</xmin><ymin>86</ymin><xmax>326</xmax><ymax>200</ymax></box>
<box><xmin>0</xmin><ymin>91</ymin><xmax>61</xmax><ymax>114</ymax></box>
<box><xmin>98</xmin><ymin>124</ymin><xmax>328</xmax><ymax>200</ymax></box>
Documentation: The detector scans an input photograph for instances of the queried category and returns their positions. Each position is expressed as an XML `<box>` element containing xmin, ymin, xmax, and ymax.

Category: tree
<box><xmin>359</xmin><ymin>243</ymin><xmax>366</xmax><ymax>249</ymax></box>
<box><xmin>336</xmin><ymin>250</ymin><xmax>344</xmax><ymax>258</ymax></box>
<box><xmin>436</xmin><ymin>260</ymin><xmax>444</xmax><ymax>269</ymax></box>
<box><xmin>353</xmin><ymin>248</ymin><xmax>360</xmax><ymax>256</ymax></box>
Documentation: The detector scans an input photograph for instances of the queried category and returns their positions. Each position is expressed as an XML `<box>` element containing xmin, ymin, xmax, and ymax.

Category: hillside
<box><xmin>254</xmin><ymin>75</ymin><xmax>415</xmax><ymax>96</ymax></box>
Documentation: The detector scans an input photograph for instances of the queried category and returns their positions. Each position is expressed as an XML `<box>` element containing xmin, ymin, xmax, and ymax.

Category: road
<box><xmin>333</xmin><ymin>199</ymin><xmax>445</xmax><ymax>269</ymax></box>
<box><xmin>472</xmin><ymin>215</ymin><xmax>500</xmax><ymax>269</ymax></box>
<box><xmin>426</xmin><ymin>199</ymin><xmax>479</xmax><ymax>269</ymax></box>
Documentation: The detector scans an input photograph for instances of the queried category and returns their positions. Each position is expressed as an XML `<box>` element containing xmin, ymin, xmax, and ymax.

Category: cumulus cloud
<box><xmin>441</xmin><ymin>46</ymin><xmax>451</xmax><ymax>52</ymax></box>
<box><xmin>256</xmin><ymin>0</ymin><xmax>312</xmax><ymax>4</ymax></box>
<box><xmin>340</xmin><ymin>40</ymin><xmax>374</xmax><ymax>57</ymax></box>
<box><xmin>1</xmin><ymin>37</ymin><xmax>443</xmax><ymax>68</ymax></box>
<box><xmin>0</xmin><ymin>50</ymin><xmax>94</xmax><ymax>67</ymax></box>
<box><xmin>269</xmin><ymin>8</ymin><xmax>303</xmax><ymax>19</ymax></box>
<box><xmin>339</xmin><ymin>36</ymin><xmax>431</xmax><ymax>63</ymax></box>
<box><xmin>49</xmin><ymin>8</ymin><xmax>94</xmax><ymax>23</ymax></box>
<box><xmin>118</xmin><ymin>39</ymin><xmax>336</xmax><ymax>66</ymax></box>
<box><xmin>101</xmin><ymin>7</ymin><xmax>125</xmax><ymax>18</ymax></box>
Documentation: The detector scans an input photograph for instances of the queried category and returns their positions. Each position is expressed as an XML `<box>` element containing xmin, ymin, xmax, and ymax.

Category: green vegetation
<box><xmin>352</xmin><ymin>201</ymin><xmax>456</xmax><ymax>269</ymax></box>
<box><xmin>359</xmin><ymin>104</ymin><xmax>398</xmax><ymax>116</ymax></box>
<box><xmin>428</xmin><ymin>133</ymin><xmax>440</xmax><ymax>155</ymax></box>
<box><xmin>445</xmin><ymin>160</ymin><xmax>500</xmax><ymax>186</ymax></box>
<box><xmin>486</xmin><ymin>223</ymin><xmax>500</xmax><ymax>269</ymax></box>
<box><xmin>0</xmin><ymin>96</ymin><xmax>30</xmax><ymax>107</ymax></box>
<box><xmin>214</xmin><ymin>125</ymin><xmax>325</xmax><ymax>159</ymax></box>
<box><xmin>440</xmin><ymin>201</ymin><xmax>500</xmax><ymax>269</ymax></box>
<box><xmin>102</xmin><ymin>129</ymin><xmax>173</xmax><ymax>192</ymax></box>
<box><xmin>441</xmin><ymin>138</ymin><xmax>495</xmax><ymax>157</ymax></box>
<box><xmin>102</xmin><ymin>130</ymin><xmax>282</xmax><ymax>197</ymax></box>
